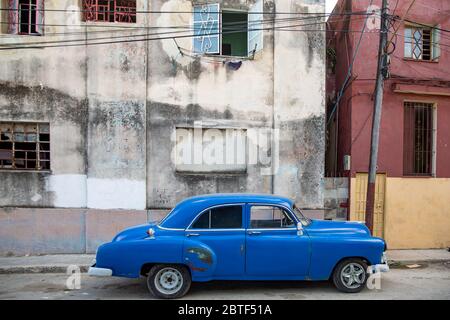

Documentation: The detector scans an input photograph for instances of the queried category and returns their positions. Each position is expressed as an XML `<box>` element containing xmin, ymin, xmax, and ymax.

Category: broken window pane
<box><xmin>0</xmin><ymin>122</ymin><xmax>50</xmax><ymax>171</ymax></box>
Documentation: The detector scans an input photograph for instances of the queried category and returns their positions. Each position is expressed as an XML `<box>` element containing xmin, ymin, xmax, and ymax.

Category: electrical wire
<box><xmin>326</xmin><ymin>0</ymin><xmax>376</xmax><ymax>126</ymax></box>
<box><xmin>386</xmin><ymin>0</ymin><xmax>416</xmax><ymax>51</ymax></box>
<box><xmin>0</xmin><ymin>16</ymin><xmax>377</xmax><ymax>50</ymax></box>
<box><xmin>0</xmin><ymin>15</ymin><xmax>342</xmax><ymax>45</ymax></box>
<box><xmin>0</xmin><ymin>7</ymin><xmax>374</xmax><ymax>16</ymax></box>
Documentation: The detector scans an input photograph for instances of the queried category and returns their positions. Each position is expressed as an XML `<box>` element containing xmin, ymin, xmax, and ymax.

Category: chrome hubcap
<box><xmin>154</xmin><ymin>267</ymin><xmax>183</xmax><ymax>295</ymax></box>
<box><xmin>340</xmin><ymin>263</ymin><xmax>366</xmax><ymax>289</ymax></box>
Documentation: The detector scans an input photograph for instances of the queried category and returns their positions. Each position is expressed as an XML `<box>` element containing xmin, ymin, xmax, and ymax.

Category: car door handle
<box><xmin>186</xmin><ymin>233</ymin><xmax>200</xmax><ymax>237</ymax></box>
<box><xmin>247</xmin><ymin>231</ymin><xmax>261</xmax><ymax>235</ymax></box>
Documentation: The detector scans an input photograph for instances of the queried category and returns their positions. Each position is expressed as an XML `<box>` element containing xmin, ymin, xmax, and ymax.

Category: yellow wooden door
<box><xmin>351</xmin><ymin>173</ymin><xmax>386</xmax><ymax>238</ymax></box>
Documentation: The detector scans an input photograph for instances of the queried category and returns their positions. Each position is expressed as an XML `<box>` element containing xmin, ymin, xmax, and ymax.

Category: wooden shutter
<box><xmin>7</xmin><ymin>0</ymin><xmax>19</xmax><ymax>34</ymax></box>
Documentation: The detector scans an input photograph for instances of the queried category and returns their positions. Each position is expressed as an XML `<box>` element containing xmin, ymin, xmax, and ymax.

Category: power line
<box><xmin>1</xmin><ymin>19</ymin><xmax>448</xmax><ymax>54</ymax></box>
<box><xmin>0</xmin><ymin>7</ymin><xmax>373</xmax><ymax>16</ymax></box>
<box><xmin>0</xmin><ymin>21</ymin><xmax>324</xmax><ymax>48</ymax></box>
<box><xmin>0</xmin><ymin>17</ymin><xmax>378</xmax><ymax>51</ymax></box>
<box><xmin>402</xmin><ymin>18</ymin><xmax>450</xmax><ymax>34</ymax></box>
<box><xmin>327</xmin><ymin>0</ymin><xmax>376</xmax><ymax>126</ymax></box>
<box><xmin>386</xmin><ymin>0</ymin><xmax>416</xmax><ymax>52</ymax></box>
<box><xmin>0</xmin><ymin>14</ymin><xmax>341</xmax><ymax>38</ymax></box>
<box><xmin>0</xmin><ymin>12</ymin><xmax>373</xmax><ymax>38</ymax></box>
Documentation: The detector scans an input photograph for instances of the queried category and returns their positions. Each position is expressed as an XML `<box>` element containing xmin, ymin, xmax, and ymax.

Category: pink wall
<box><xmin>328</xmin><ymin>0</ymin><xmax>450</xmax><ymax>178</ymax></box>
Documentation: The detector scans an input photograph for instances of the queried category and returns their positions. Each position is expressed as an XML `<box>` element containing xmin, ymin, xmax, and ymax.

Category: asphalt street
<box><xmin>0</xmin><ymin>262</ymin><xmax>449</xmax><ymax>300</ymax></box>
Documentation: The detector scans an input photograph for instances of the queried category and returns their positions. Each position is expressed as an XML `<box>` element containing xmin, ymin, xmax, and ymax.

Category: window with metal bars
<box><xmin>403</xmin><ymin>102</ymin><xmax>434</xmax><ymax>176</ymax></box>
<box><xmin>0</xmin><ymin>122</ymin><xmax>50</xmax><ymax>171</ymax></box>
<box><xmin>404</xmin><ymin>25</ymin><xmax>441</xmax><ymax>61</ymax></box>
<box><xmin>82</xmin><ymin>0</ymin><xmax>136</xmax><ymax>23</ymax></box>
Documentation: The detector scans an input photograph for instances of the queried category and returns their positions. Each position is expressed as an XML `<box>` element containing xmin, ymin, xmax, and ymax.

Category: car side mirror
<box><xmin>297</xmin><ymin>222</ymin><xmax>303</xmax><ymax>236</ymax></box>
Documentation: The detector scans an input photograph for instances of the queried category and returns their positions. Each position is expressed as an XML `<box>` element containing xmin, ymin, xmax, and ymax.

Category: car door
<box><xmin>184</xmin><ymin>204</ymin><xmax>245</xmax><ymax>278</ymax></box>
<box><xmin>245</xmin><ymin>204</ymin><xmax>310</xmax><ymax>277</ymax></box>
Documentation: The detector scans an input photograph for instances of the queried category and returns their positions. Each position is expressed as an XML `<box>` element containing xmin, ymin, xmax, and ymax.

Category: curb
<box><xmin>0</xmin><ymin>265</ymin><xmax>90</xmax><ymax>274</ymax></box>
<box><xmin>1</xmin><ymin>260</ymin><xmax>449</xmax><ymax>275</ymax></box>
<box><xmin>388</xmin><ymin>259</ymin><xmax>450</xmax><ymax>268</ymax></box>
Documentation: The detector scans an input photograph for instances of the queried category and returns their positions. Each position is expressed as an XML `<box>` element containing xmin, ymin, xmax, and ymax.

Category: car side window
<box><xmin>250</xmin><ymin>206</ymin><xmax>295</xmax><ymax>229</ymax></box>
<box><xmin>191</xmin><ymin>205</ymin><xmax>243</xmax><ymax>229</ymax></box>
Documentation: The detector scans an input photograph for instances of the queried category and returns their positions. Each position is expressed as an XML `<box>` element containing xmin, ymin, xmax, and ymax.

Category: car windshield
<box><xmin>292</xmin><ymin>205</ymin><xmax>312</xmax><ymax>226</ymax></box>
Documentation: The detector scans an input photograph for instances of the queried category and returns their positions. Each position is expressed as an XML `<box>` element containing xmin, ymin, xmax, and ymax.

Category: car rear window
<box><xmin>191</xmin><ymin>205</ymin><xmax>243</xmax><ymax>229</ymax></box>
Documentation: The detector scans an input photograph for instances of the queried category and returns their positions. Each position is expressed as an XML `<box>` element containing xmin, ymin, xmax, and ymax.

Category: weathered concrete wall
<box><xmin>273</xmin><ymin>0</ymin><xmax>326</xmax><ymax>208</ymax></box>
<box><xmin>0</xmin><ymin>208</ymin><xmax>148</xmax><ymax>255</ymax></box>
<box><xmin>0</xmin><ymin>47</ymin><xmax>88</xmax><ymax>208</ymax></box>
<box><xmin>147</xmin><ymin>0</ymin><xmax>326</xmax><ymax>208</ymax></box>
<box><xmin>0</xmin><ymin>0</ymin><xmax>326</xmax><ymax>253</ymax></box>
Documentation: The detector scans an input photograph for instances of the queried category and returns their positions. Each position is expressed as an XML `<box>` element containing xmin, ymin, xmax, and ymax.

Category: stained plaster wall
<box><xmin>0</xmin><ymin>0</ymin><xmax>325</xmax><ymax>211</ymax></box>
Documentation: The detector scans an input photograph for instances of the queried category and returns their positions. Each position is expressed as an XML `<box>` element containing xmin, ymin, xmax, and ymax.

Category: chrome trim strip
<box><xmin>186</xmin><ymin>228</ymin><xmax>246</xmax><ymax>232</ymax></box>
<box><xmin>246</xmin><ymin>228</ymin><xmax>297</xmax><ymax>231</ymax></box>
<box><xmin>156</xmin><ymin>225</ymin><xmax>184</xmax><ymax>231</ymax></box>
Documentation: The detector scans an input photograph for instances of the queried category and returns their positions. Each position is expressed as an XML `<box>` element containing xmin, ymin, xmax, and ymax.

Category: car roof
<box><xmin>159</xmin><ymin>193</ymin><xmax>295</xmax><ymax>229</ymax></box>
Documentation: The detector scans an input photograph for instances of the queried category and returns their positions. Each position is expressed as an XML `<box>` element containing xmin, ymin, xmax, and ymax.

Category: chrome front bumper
<box><xmin>372</xmin><ymin>252</ymin><xmax>390</xmax><ymax>273</ymax></box>
<box><xmin>88</xmin><ymin>264</ymin><xmax>112</xmax><ymax>277</ymax></box>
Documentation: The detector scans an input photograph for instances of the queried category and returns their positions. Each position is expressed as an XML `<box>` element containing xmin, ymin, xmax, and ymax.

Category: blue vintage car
<box><xmin>89</xmin><ymin>194</ymin><xmax>389</xmax><ymax>298</ymax></box>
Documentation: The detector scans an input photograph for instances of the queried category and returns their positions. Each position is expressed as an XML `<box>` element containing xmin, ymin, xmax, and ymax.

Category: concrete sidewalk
<box><xmin>387</xmin><ymin>249</ymin><xmax>450</xmax><ymax>264</ymax></box>
<box><xmin>0</xmin><ymin>254</ymin><xmax>94</xmax><ymax>274</ymax></box>
<box><xmin>0</xmin><ymin>249</ymin><xmax>449</xmax><ymax>274</ymax></box>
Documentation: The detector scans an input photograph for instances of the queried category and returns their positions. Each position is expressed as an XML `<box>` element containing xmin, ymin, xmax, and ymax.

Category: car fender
<box><xmin>182</xmin><ymin>239</ymin><xmax>218</xmax><ymax>280</ymax></box>
<box><xmin>96</xmin><ymin>237</ymin><xmax>185</xmax><ymax>278</ymax></box>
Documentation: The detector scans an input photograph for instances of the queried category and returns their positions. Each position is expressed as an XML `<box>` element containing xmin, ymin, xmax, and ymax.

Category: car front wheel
<box><xmin>147</xmin><ymin>264</ymin><xmax>191</xmax><ymax>299</ymax></box>
<box><xmin>332</xmin><ymin>258</ymin><xmax>368</xmax><ymax>293</ymax></box>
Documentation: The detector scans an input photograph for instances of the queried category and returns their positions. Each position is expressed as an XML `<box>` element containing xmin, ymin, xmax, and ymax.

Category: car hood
<box><xmin>112</xmin><ymin>223</ymin><xmax>154</xmax><ymax>242</ymax></box>
<box><xmin>305</xmin><ymin>220</ymin><xmax>371</xmax><ymax>237</ymax></box>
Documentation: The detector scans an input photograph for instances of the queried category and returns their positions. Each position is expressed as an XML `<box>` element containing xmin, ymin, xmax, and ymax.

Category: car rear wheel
<box><xmin>332</xmin><ymin>258</ymin><xmax>368</xmax><ymax>293</ymax></box>
<box><xmin>147</xmin><ymin>264</ymin><xmax>191</xmax><ymax>299</ymax></box>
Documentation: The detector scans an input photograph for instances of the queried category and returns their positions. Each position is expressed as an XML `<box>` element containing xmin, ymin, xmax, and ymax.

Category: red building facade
<box><xmin>327</xmin><ymin>0</ymin><xmax>450</xmax><ymax>249</ymax></box>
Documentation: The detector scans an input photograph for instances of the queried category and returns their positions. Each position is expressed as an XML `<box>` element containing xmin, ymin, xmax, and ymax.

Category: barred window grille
<box><xmin>404</xmin><ymin>25</ymin><xmax>441</xmax><ymax>61</ymax></box>
<box><xmin>403</xmin><ymin>102</ymin><xmax>434</xmax><ymax>176</ymax></box>
<box><xmin>82</xmin><ymin>0</ymin><xmax>136</xmax><ymax>23</ymax></box>
<box><xmin>0</xmin><ymin>122</ymin><xmax>50</xmax><ymax>171</ymax></box>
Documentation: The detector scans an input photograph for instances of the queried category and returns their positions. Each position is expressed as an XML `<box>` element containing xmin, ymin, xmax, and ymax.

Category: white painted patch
<box><xmin>157</xmin><ymin>0</ymin><xmax>193</xmax><ymax>66</ymax></box>
<box><xmin>31</xmin><ymin>193</ymin><xmax>42</xmax><ymax>202</ymax></box>
<box><xmin>45</xmin><ymin>174</ymin><xmax>87</xmax><ymax>208</ymax></box>
<box><xmin>87</xmin><ymin>178</ymin><xmax>146</xmax><ymax>210</ymax></box>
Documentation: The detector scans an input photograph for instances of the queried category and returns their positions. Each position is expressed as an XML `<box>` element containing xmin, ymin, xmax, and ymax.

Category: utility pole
<box><xmin>365</xmin><ymin>0</ymin><xmax>389</xmax><ymax>233</ymax></box>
